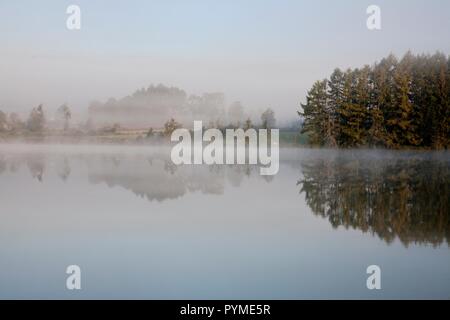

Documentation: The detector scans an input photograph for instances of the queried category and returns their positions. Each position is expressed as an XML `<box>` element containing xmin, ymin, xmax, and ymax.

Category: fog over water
<box><xmin>0</xmin><ymin>144</ymin><xmax>448</xmax><ymax>299</ymax></box>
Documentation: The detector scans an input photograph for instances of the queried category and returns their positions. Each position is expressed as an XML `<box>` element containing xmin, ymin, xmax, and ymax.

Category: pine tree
<box><xmin>327</xmin><ymin>69</ymin><xmax>345</xmax><ymax>146</ymax></box>
<box><xmin>367</xmin><ymin>65</ymin><xmax>387</xmax><ymax>147</ymax></box>
<box><xmin>390</xmin><ymin>52</ymin><xmax>421</xmax><ymax>146</ymax></box>
<box><xmin>336</xmin><ymin>69</ymin><xmax>366</xmax><ymax>147</ymax></box>
<box><xmin>354</xmin><ymin>66</ymin><xmax>371</xmax><ymax>145</ymax></box>
<box><xmin>415</xmin><ymin>53</ymin><xmax>445</xmax><ymax>148</ymax></box>
<box><xmin>446</xmin><ymin>55</ymin><xmax>450</xmax><ymax>148</ymax></box>
<box><xmin>300</xmin><ymin>52</ymin><xmax>449</xmax><ymax>149</ymax></box>
<box><xmin>410</xmin><ymin>54</ymin><xmax>428</xmax><ymax>147</ymax></box>
<box><xmin>373</xmin><ymin>54</ymin><xmax>397</xmax><ymax>147</ymax></box>
<box><xmin>299</xmin><ymin>80</ymin><xmax>330</xmax><ymax>146</ymax></box>
<box><xmin>433</xmin><ymin>52</ymin><xmax>449</xmax><ymax>148</ymax></box>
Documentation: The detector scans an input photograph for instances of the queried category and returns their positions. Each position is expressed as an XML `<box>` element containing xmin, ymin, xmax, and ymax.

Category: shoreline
<box><xmin>0</xmin><ymin>136</ymin><xmax>448</xmax><ymax>151</ymax></box>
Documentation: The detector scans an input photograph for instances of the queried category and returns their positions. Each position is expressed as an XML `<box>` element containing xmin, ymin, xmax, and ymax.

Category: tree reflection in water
<box><xmin>0</xmin><ymin>150</ymin><xmax>267</xmax><ymax>202</ymax></box>
<box><xmin>297</xmin><ymin>153</ymin><xmax>450</xmax><ymax>247</ymax></box>
<box><xmin>0</xmin><ymin>148</ymin><xmax>448</xmax><ymax>248</ymax></box>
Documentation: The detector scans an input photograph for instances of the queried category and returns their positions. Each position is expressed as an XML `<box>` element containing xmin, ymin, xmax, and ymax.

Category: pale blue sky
<box><xmin>1</xmin><ymin>0</ymin><xmax>449</xmax><ymax>121</ymax></box>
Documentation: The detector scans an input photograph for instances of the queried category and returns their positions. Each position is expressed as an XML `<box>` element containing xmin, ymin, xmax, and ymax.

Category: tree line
<box><xmin>1</xmin><ymin>100</ymin><xmax>276</xmax><ymax>138</ymax></box>
<box><xmin>0</xmin><ymin>104</ymin><xmax>71</xmax><ymax>134</ymax></box>
<box><xmin>297</xmin><ymin>155</ymin><xmax>449</xmax><ymax>247</ymax></box>
<box><xmin>88</xmin><ymin>84</ymin><xmax>275</xmax><ymax>130</ymax></box>
<box><xmin>299</xmin><ymin>52</ymin><xmax>450</xmax><ymax>149</ymax></box>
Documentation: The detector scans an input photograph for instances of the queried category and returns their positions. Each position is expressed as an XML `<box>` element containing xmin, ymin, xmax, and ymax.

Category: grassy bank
<box><xmin>1</xmin><ymin>129</ymin><xmax>309</xmax><ymax>146</ymax></box>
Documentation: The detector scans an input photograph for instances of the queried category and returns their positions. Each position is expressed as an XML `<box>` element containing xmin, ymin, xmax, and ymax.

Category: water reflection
<box><xmin>0</xmin><ymin>150</ymin><xmax>268</xmax><ymax>202</ymax></box>
<box><xmin>56</xmin><ymin>157</ymin><xmax>71</xmax><ymax>181</ymax></box>
<box><xmin>0</xmin><ymin>155</ymin><xmax>6</xmax><ymax>175</ymax></box>
<box><xmin>27</xmin><ymin>154</ymin><xmax>46</xmax><ymax>182</ymax></box>
<box><xmin>0</xmin><ymin>148</ymin><xmax>449</xmax><ymax>247</ymax></box>
<box><xmin>297</xmin><ymin>152</ymin><xmax>450</xmax><ymax>247</ymax></box>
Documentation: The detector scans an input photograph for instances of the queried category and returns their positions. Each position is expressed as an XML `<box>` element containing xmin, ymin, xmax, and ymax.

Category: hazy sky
<box><xmin>1</xmin><ymin>0</ymin><xmax>449</xmax><ymax>122</ymax></box>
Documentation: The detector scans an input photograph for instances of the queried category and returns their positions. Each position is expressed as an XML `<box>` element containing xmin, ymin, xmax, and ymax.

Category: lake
<box><xmin>0</xmin><ymin>144</ymin><xmax>449</xmax><ymax>299</ymax></box>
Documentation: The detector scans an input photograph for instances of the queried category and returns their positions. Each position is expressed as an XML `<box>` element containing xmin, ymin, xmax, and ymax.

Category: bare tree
<box><xmin>0</xmin><ymin>110</ymin><xmax>8</xmax><ymax>132</ymax></box>
<box><xmin>261</xmin><ymin>108</ymin><xmax>276</xmax><ymax>129</ymax></box>
<box><xmin>56</xmin><ymin>104</ymin><xmax>72</xmax><ymax>131</ymax></box>
<box><xmin>27</xmin><ymin>105</ymin><xmax>46</xmax><ymax>132</ymax></box>
<box><xmin>163</xmin><ymin>118</ymin><xmax>182</xmax><ymax>136</ymax></box>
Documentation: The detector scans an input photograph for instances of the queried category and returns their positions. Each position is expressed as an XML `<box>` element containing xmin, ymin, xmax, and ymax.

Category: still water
<box><xmin>0</xmin><ymin>144</ymin><xmax>449</xmax><ymax>299</ymax></box>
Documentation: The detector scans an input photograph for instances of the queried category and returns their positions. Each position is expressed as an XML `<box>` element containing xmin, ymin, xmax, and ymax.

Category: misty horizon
<box><xmin>1</xmin><ymin>0</ymin><xmax>450</xmax><ymax>124</ymax></box>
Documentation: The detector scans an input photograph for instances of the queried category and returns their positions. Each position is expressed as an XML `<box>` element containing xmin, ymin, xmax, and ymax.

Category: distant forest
<box><xmin>0</xmin><ymin>85</ymin><xmax>279</xmax><ymax>137</ymax></box>
<box><xmin>88</xmin><ymin>85</ymin><xmax>261</xmax><ymax>129</ymax></box>
<box><xmin>300</xmin><ymin>52</ymin><xmax>450</xmax><ymax>149</ymax></box>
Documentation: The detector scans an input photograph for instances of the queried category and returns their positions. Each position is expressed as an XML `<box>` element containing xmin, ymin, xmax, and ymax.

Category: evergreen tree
<box><xmin>391</xmin><ymin>52</ymin><xmax>421</xmax><ymax>146</ymax></box>
<box><xmin>374</xmin><ymin>54</ymin><xmax>398</xmax><ymax>147</ymax></box>
<box><xmin>433</xmin><ymin>52</ymin><xmax>450</xmax><ymax>148</ymax></box>
<box><xmin>300</xmin><ymin>80</ymin><xmax>330</xmax><ymax>146</ymax></box>
<box><xmin>337</xmin><ymin>69</ymin><xmax>366</xmax><ymax>147</ymax></box>
<box><xmin>410</xmin><ymin>54</ymin><xmax>428</xmax><ymax>146</ymax></box>
<box><xmin>354</xmin><ymin>66</ymin><xmax>371</xmax><ymax>145</ymax></box>
<box><xmin>327</xmin><ymin>69</ymin><xmax>345</xmax><ymax>146</ymax></box>
<box><xmin>367</xmin><ymin>64</ymin><xmax>387</xmax><ymax>147</ymax></box>
<box><xmin>299</xmin><ymin>52</ymin><xmax>450</xmax><ymax>149</ymax></box>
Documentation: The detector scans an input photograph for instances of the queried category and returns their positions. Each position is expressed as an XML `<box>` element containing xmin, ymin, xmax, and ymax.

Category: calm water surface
<box><xmin>0</xmin><ymin>144</ymin><xmax>449</xmax><ymax>299</ymax></box>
